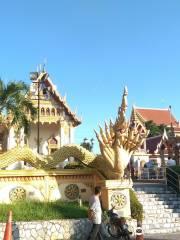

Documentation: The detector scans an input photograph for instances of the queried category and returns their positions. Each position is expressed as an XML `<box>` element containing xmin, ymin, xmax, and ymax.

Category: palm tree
<box><xmin>0</xmin><ymin>79</ymin><xmax>37</xmax><ymax>145</ymax></box>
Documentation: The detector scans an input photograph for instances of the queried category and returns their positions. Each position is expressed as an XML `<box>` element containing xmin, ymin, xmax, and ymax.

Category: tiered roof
<box><xmin>133</xmin><ymin>107</ymin><xmax>178</xmax><ymax>126</ymax></box>
<box><xmin>30</xmin><ymin>71</ymin><xmax>81</xmax><ymax>127</ymax></box>
<box><xmin>44</xmin><ymin>76</ymin><xmax>81</xmax><ymax>126</ymax></box>
<box><xmin>131</xmin><ymin>106</ymin><xmax>180</xmax><ymax>153</ymax></box>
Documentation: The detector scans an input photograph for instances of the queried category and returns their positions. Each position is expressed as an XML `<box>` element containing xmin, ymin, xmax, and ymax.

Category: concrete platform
<box><xmin>144</xmin><ymin>232</ymin><xmax>180</xmax><ymax>240</ymax></box>
<box><xmin>106</xmin><ymin>232</ymin><xmax>180</xmax><ymax>240</ymax></box>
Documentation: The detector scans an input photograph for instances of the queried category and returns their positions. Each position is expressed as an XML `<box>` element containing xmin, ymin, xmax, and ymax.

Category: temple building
<box><xmin>131</xmin><ymin>106</ymin><xmax>180</xmax><ymax>166</ymax></box>
<box><xmin>131</xmin><ymin>106</ymin><xmax>180</xmax><ymax>136</ymax></box>
<box><xmin>0</xmin><ymin>70</ymin><xmax>81</xmax><ymax>156</ymax></box>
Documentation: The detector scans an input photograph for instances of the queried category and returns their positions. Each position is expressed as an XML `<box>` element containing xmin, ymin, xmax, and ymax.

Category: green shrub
<box><xmin>130</xmin><ymin>189</ymin><xmax>143</xmax><ymax>221</ymax></box>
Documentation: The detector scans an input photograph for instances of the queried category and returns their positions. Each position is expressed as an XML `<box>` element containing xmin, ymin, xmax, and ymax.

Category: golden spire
<box><xmin>95</xmin><ymin>86</ymin><xmax>149</xmax><ymax>179</ymax></box>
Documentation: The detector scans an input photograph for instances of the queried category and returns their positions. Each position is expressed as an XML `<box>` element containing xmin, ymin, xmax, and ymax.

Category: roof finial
<box><xmin>42</xmin><ymin>58</ymin><xmax>47</xmax><ymax>72</ymax></box>
<box><xmin>63</xmin><ymin>93</ymin><xmax>67</xmax><ymax>102</ymax></box>
<box><xmin>162</xmin><ymin>128</ymin><xmax>168</xmax><ymax>140</ymax></box>
<box><xmin>74</xmin><ymin>107</ymin><xmax>77</xmax><ymax>115</ymax></box>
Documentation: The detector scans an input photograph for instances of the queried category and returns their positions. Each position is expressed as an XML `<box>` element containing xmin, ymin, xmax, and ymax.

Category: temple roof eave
<box><xmin>30</xmin><ymin>75</ymin><xmax>82</xmax><ymax>127</ymax></box>
<box><xmin>133</xmin><ymin>106</ymin><xmax>178</xmax><ymax>127</ymax></box>
<box><xmin>44</xmin><ymin>78</ymin><xmax>81</xmax><ymax>126</ymax></box>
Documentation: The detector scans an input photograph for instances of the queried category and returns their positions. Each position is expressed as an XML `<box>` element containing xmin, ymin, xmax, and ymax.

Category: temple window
<box><xmin>46</xmin><ymin>108</ymin><xmax>50</xmax><ymax>116</ymax></box>
<box><xmin>48</xmin><ymin>137</ymin><xmax>58</xmax><ymax>154</ymax></box>
<box><xmin>51</xmin><ymin>108</ymin><xmax>55</xmax><ymax>116</ymax></box>
<box><xmin>41</xmin><ymin>108</ymin><xmax>45</xmax><ymax>115</ymax></box>
<box><xmin>43</xmin><ymin>88</ymin><xmax>47</xmax><ymax>95</ymax></box>
<box><xmin>49</xmin><ymin>137</ymin><xmax>58</xmax><ymax>145</ymax></box>
<box><xmin>138</xmin><ymin>125</ymin><xmax>142</xmax><ymax>131</ymax></box>
<box><xmin>57</xmin><ymin>108</ymin><xmax>61</xmax><ymax>116</ymax></box>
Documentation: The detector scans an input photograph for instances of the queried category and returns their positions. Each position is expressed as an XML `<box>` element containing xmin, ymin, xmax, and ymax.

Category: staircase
<box><xmin>134</xmin><ymin>183</ymin><xmax>180</xmax><ymax>234</ymax></box>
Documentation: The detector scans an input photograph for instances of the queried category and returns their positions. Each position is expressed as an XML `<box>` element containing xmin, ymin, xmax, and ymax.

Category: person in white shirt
<box><xmin>167</xmin><ymin>156</ymin><xmax>176</xmax><ymax>166</ymax></box>
<box><xmin>87</xmin><ymin>186</ymin><xmax>102</xmax><ymax>240</ymax></box>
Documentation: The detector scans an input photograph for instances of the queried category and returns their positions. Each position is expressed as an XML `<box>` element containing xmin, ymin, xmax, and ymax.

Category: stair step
<box><xmin>143</xmin><ymin>223</ymin><xmax>180</xmax><ymax>228</ymax></box>
<box><xmin>135</xmin><ymin>191</ymin><xmax>174</xmax><ymax>194</ymax></box>
<box><xmin>143</xmin><ymin>218</ymin><xmax>180</xmax><ymax>224</ymax></box>
<box><xmin>144</xmin><ymin>209</ymin><xmax>175</xmax><ymax>214</ymax></box>
<box><xmin>142</xmin><ymin>204</ymin><xmax>180</xmax><ymax>209</ymax></box>
<box><xmin>143</xmin><ymin>227</ymin><xmax>180</xmax><ymax>234</ymax></box>
<box><xmin>133</xmin><ymin>183</ymin><xmax>180</xmax><ymax>234</ymax></box>
<box><xmin>136</xmin><ymin>192</ymin><xmax>178</xmax><ymax>196</ymax></box>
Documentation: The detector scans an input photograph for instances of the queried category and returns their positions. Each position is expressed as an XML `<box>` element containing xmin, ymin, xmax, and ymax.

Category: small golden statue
<box><xmin>94</xmin><ymin>87</ymin><xmax>149</xmax><ymax>179</ymax></box>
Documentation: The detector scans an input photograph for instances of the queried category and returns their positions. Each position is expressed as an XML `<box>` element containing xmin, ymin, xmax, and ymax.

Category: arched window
<box><xmin>57</xmin><ymin>108</ymin><xmax>61</xmax><ymax>116</ymax></box>
<box><xmin>46</xmin><ymin>108</ymin><xmax>50</xmax><ymax>116</ymax></box>
<box><xmin>41</xmin><ymin>108</ymin><xmax>45</xmax><ymax>115</ymax></box>
<box><xmin>48</xmin><ymin>137</ymin><xmax>58</xmax><ymax>154</ymax></box>
<box><xmin>51</xmin><ymin>108</ymin><xmax>55</xmax><ymax>116</ymax></box>
<box><xmin>49</xmin><ymin>137</ymin><xmax>58</xmax><ymax>145</ymax></box>
<box><xmin>138</xmin><ymin>125</ymin><xmax>142</xmax><ymax>131</ymax></box>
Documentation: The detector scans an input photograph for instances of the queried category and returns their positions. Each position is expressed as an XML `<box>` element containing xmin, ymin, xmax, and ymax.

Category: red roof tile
<box><xmin>173</xmin><ymin>127</ymin><xmax>180</xmax><ymax>132</ymax></box>
<box><xmin>135</xmin><ymin>108</ymin><xmax>178</xmax><ymax>127</ymax></box>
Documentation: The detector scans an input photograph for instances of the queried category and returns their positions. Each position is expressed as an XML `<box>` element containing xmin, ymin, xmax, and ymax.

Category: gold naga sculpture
<box><xmin>0</xmin><ymin>87</ymin><xmax>149</xmax><ymax>180</ymax></box>
<box><xmin>94</xmin><ymin>87</ymin><xmax>149</xmax><ymax>179</ymax></box>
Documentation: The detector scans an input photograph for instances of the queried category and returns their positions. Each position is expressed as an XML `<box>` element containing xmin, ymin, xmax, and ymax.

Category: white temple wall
<box><xmin>69</xmin><ymin>126</ymin><xmax>74</xmax><ymax>143</ymax></box>
<box><xmin>59</xmin><ymin>125</ymin><xmax>66</xmax><ymax>147</ymax></box>
<box><xmin>0</xmin><ymin>170</ymin><xmax>96</xmax><ymax>203</ymax></box>
<box><xmin>28</xmin><ymin>123</ymin><xmax>60</xmax><ymax>155</ymax></box>
<box><xmin>19</xmin><ymin>127</ymin><xmax>25</xmax><ymax>147</ymax></box>
<box><xmin>7</xmin><ymin>127</ymin><xmax>16</xmax><ymax>150</ymax></box>
<box><xmin>59</xmin><ymin>126</ymin><xmax>64</xmax><ymax>147</ymax></box>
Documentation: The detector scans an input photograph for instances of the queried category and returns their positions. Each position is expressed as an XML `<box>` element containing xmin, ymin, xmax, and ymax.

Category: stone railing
<box><xmin>137</xmin><ymin>167</ymin><xmax>166</xmax><ymax>180</ymax></box>
<box><xmin>166</xmin><ymin>167</ymin><xmax>180</xmax><ymax>193</ymax></box>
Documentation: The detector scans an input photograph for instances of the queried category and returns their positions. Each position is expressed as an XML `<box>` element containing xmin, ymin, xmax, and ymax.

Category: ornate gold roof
<box><xmin>29</xmin><ymin>71</ymin><xmax>81</xmax><ymax>126</ymax></box>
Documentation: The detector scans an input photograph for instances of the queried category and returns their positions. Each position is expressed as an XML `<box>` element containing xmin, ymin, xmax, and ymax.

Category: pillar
<box><xmin>99</xmin><ymin>179</ymin><xmax>133</xmax><ymax>218</ymax></box>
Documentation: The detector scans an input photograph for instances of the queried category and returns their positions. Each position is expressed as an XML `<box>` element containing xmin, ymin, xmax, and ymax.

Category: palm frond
<box><xmin>6</xmin><ymin>81</ymin><xmax>29</xmax><ymax>95</ymax></box>
<box><xmin>0</xmin><ymin>79</ymin><xmax>36</xmax><ymax>136</ymax></box>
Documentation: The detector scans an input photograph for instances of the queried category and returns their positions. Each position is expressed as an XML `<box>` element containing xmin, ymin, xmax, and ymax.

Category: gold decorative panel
<box><xmin>110</xmin><ymin>193</ymin><xmax>127</xmax><ymax>210</ymax></box>
<box><xmin>9</xmin><ymin>187</ymin><xmax>26</xmax><ymax>202</ymax></box>
<box><xmin>64</xmin><ymin>184</ymin><xmax>79</xmax><ymax>200</ymax></box>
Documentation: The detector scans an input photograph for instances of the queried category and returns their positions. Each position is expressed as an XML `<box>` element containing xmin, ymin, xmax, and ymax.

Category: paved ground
<box><xmin>106</xmin><ymin>232</ymin><xmax>180</xmax><ymax>240</ymax></box>
<box><xmin>144</xmin><ymin>232</ymin><xmax>180</xmax><ymax>240</ymax></box>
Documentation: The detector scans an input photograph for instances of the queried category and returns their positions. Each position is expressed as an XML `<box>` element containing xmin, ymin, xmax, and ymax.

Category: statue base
<box><xmin>99</xmin><ymin>179</ymin><xmax>133</xmax><ymax>218</ymax></box>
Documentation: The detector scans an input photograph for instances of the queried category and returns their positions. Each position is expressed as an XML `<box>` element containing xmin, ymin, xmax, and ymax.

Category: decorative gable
<box><xmin>29</xmin><ymin>71</ymin><xmax>81</xmax><ymax>126</ymax></box>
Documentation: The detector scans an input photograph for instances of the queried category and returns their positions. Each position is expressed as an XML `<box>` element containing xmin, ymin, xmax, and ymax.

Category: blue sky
<box><xmin>1</xmin><ymin>0</ymin><xmax>180</xmax><ymax>152</ymax></box>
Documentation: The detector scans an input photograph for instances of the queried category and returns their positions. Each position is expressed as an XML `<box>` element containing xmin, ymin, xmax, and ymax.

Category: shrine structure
<box><xmin>0</xmin><ymin>70</ymin><xmax>81</xmax><ymax>161</ymax></box>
